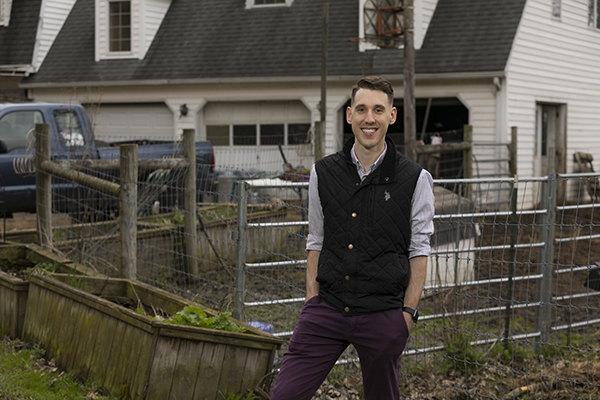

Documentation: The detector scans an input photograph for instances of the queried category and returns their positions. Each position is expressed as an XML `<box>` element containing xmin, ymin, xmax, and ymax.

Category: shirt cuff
<box><xmin>306</xmin><ymin>234</ymin><xmax>323</xmax><ymax>251</ymax></box>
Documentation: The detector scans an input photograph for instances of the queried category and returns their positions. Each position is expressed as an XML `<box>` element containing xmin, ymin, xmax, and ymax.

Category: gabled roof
<box><xmin>0</xmin><ymin>0</ymin><xmax>43</xmax><ymax>67</ymax></box>
<box><xmin>22</xmin><ymin>0</ymin><xmax>526</xmax><ymax>87</ymax></box>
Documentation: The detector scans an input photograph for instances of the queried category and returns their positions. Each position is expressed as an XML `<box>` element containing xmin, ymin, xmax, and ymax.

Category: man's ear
<box><xmin>346</xmin><ymin>106</ymin><xmax>353</xmax><ymax>123</ymax></box>
<box><xmin>390</xmin><ymin>107</ymin><xmax>397</xmax><ymax>125</ymax></box>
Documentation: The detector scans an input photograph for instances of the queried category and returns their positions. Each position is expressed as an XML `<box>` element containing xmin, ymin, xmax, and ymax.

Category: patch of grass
<box><xmin>0</xmin><ymin>337</ymin><xmax>118</xmax><ymax>400</ymax></box>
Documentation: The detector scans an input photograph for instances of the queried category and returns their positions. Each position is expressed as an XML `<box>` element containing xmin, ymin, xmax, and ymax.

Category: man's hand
<box><xmin>403</xmin><ymin>311</ymin><xmax>414</xmax><ymax>332</ymax></box>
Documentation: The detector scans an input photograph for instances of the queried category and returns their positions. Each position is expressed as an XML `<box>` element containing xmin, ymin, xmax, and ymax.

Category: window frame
<box><xmin>246</xmin><ymin>0</ymin><xmax>293</xmax><ymax>9</ymax></box>
<box><xmin>0</xmin><ymin>110</ymin><xmax>45</xmax><ymax>153</ymax></box>
<box><xmin>108</xmin><ymin>0</ymin><xmax>132</xmax><ymax>53</ymax></box>
<box><xmin>206</xmin><ymin>122</ymin><xmax>310</xmax><ymax>147</ymax></box>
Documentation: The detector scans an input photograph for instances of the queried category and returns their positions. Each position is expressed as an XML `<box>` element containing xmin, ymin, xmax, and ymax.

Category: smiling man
<box><xmin>270</xmin><ymin>76</ymin><xmax>435</xmax><ymax>400</ymax></box>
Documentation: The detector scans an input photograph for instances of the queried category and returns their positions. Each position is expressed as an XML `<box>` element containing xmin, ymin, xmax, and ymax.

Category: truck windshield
<box><xmin>0</xmin><ymin>111</ymin><xmax>44</xmax><ymax>152</ymax></box>
<box><xmin>54</xmin><ymin>110</ymin><xmax>85</xmax><ymax>147</ymax></box>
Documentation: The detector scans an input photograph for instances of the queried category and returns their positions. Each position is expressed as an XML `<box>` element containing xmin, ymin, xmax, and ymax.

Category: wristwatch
<box><xmin>402</xmin><ymin>306</ymin><xmax>419</xmax><ymax>323</ymax></box>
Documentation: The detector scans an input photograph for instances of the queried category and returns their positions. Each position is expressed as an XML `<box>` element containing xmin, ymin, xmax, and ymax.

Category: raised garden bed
<box><xmin>0</xmin><ymin>243</ymin><xmax>94</xmax><ymax>338</ymax></box>
<box><xmin>23</xmin><ymin>274</ymin><xmax>283</xmax><ymax>400</ymax></box>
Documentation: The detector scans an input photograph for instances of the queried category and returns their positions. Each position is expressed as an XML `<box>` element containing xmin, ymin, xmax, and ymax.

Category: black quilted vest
<box><xmin>315</xmin><ymin>137</ymin><xmax>422</xmax><ymax>315</ymax></box>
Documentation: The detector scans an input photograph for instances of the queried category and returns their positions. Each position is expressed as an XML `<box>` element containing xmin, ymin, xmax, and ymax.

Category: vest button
<box><xmin>344</xmin><ymin>307</ymin><xmax>350</xmax><ymax>312</ymax></box>
<box><xmin>351</xmin><ymin>212</ymin><xmax>357</xmax><ymax>218</ymax></box>
<box><xmin>348</xmin><ymin>244</ymin><xmax>354</xmax><ymax>249</ymax></box>
<box><xmin>356</xmin><ymin>182</ymin><xmax>359</xmax><ymax>186</ymax></box>
<box><xmin>345</xmin><ymin>275</ymin><xmax>350</xmax><ymax>280</ymax></box>
<box><xmin>385</xmin><ymin>177</ymin><xmax>389</xmax><ymax>181</ymax></box>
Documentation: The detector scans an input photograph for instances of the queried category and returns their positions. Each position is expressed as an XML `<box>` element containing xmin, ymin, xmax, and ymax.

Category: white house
<box><xmin>5</xmin><ymin>0</ymin><xmax>600</xmax><ymax>206</ymax></box>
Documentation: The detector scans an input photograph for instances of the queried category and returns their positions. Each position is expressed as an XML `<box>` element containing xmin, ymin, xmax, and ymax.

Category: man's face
<box><xmin>346</xmin><ymin>88</ymin><xmax>397</xmax><ymax>154</ymax></box>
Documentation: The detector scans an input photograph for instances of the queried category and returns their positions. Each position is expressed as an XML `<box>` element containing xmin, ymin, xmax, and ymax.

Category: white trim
<box><xmin>0</xmin><ymin>0</ymin><xmax>12</xmax><ymax>27</ymax></box>
<box><xmin>245</xmin><ymin>0</ymin><xmax>293</xmax><ymax>9</ymax></box>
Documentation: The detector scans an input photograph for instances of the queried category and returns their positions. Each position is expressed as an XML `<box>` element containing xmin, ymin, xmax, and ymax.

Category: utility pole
<box><xmin>403</xmin><ymin>0</ymin><xmax>416</xmax><ymax>161</ymax></box>
<box><xmin>315</xmin><ymin>3</ymin><xmax>328</xmax><ymax>161</ymax></box>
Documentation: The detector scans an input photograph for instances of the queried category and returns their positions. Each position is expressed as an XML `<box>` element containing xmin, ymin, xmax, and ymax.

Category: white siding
<box><xmin>0</xmin><ymin>0</ymin><xmax>13</xmax><ymax>26</ymax></box>
<box><xmin>32</xmin><ymin>0</ymin><xmax>77</xmax><ymax>71</ymax></box>
<box><xmin>507</xmin><ymin>0</ymin><xmax>600</xmax><ymax>182</ymax></box>
<box><xmin>142</xmin><ymin>0</ymin><xmax>171</xmax><ymax>59</ymax></box>
<box><xmin>415</xmin><ymin>0</ymin><xmax>439</xmax><ymax>49</ymax></box>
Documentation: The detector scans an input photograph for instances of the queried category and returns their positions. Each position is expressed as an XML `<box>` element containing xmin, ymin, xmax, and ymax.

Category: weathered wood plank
<box><xmin>157</xmin><ymin>324</ymin><xmax>281</xmax><ymax>350</ymax></box>
<box><xmin>130</xmin><ymin>328</ymin><xmax>158</xmax><ymax>400</ymax></box>
<box><xmin>168</xmin><ymin>339</ymin><xmax>204</xmax><ymax>400</ymax></box>
<box><xmin>217</xmin><ymin>345</ymin><xmax>249</xmax><ymax>395</ymax></box>
<box><xmin>77</xmin><ymin>306</ymin><xmax>102</xmax><ymax>380</ymax></box>
<box><xmin>87</xmin><ymin>312</ymin><xmax>112</xmax><ymax>386</ymax></box>
<box><xmin>61</xmin><ymin>300</ymin><xmax>85</xmax><ymax>372</ymax></box>
<box><xmin>239</xmin><ymin>348</ymin><xmax>270</xmax><ymax>392</ymax></box>
<box><xmin>22</xmin><ymin>284</ymin><xmax>41</xmax><ymax>342</ymax></box>
<box><xmin>109</xmin><ymin>322</ymin><xmax>140</xmax><ymax>396</ymax></box>
<box><xmin>146</xmin><ymin>336</ymin><xmax>180</xmax><ymax>400</ymax></box>
<box><xmin>102</xmin><ymin>319</ymin><xmax>127</xmax><ymax>394</ymax></box>
<box><xmin>38</xmin><ymin>288</ymin><xmax>59</xmax><ymax>350</ymax></box>
<box><xmin>193</xmin><ymin>344</ymin><xmax>227</xmax><ymax>400</ymax></box>
<box><xmin>16</xmin><ymin>290</ymin><xmax>28</xmax><ymax>338</ymax></box>
<box><xmin>47</xmin><ymin>294</ymin><xmax>68</xmax><ymax>360</ymax></box>
<box><xmin>0</xmin><ymin>245</ymin><xmax>26</xmax><ymax>260</ymax></box>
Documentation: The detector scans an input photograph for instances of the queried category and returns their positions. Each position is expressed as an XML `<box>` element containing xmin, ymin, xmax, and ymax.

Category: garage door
<box><xmin>87</xmin><ymin>103</ymin><xmax>174</xmax><ymax>142</ymax></box>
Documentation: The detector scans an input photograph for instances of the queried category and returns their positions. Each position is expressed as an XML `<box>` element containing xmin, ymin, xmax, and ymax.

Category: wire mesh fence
<box><xmin>32</xmin><ymin>138</ymin><xmax>600</xmax><ymax>399</ymax></box>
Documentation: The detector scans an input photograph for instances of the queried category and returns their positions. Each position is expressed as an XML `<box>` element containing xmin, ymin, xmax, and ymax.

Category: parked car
<box><xmin>0</xmin><ymin>102</ymin><xmax>214</xmax><ymax>218</ymax></box>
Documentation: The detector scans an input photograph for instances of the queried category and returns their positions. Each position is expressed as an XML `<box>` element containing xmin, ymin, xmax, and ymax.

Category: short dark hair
<box><xmin>351</xmin><ymin>76</ymin><xmax>394</xmax><ymax>106</ymax></box>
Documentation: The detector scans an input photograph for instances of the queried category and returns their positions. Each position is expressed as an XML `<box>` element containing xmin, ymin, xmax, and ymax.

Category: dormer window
<box><xmin>246</xmin><ymin>0</ymin><xmax>293</xmax><ymax>8</ymax></box>
<box><xmin>255</xmin><ymin>0</ymin><xmax>285</xmax><ymax>4</ymax></box>
<box><xmin>96</xmin><ymin>0</ymin><xmax>170</xmax><ymax>61</ymax></box>
<box><xmin>109</xmin><ymin>1</ymin><xmax>131</xmax><ymax>52</ymax></box>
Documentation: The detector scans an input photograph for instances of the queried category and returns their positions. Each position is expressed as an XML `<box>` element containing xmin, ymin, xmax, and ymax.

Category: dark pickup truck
<box><xmin>0</xmin><ymin>102</ymin><xmax>214</xmax><ymax>216</ymax></box>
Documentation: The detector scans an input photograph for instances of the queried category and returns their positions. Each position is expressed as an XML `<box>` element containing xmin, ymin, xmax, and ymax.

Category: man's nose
<box><xmin>365</xmin><ymin>110</ymin><xmax>375</xmax><ymax>123</ymax></box>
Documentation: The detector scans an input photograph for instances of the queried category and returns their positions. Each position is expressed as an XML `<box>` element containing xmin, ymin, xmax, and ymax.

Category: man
<box><xmin>270</xmin><ymin>76</ymin><xmax>435</xmax><ymax>400</ymax></box>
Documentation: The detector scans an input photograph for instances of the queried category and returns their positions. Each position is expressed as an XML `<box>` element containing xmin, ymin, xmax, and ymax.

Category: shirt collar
<box><xmin>351</xmin><ymin>142</ymin><xmax>388</xmax><ymax>178</ymax></box>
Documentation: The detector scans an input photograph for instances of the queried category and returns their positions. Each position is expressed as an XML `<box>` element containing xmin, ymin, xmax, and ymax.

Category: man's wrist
<box><xmin>402</xmin><ymin>306</ymin><xmax>419</xmax><ymax>323</ymax></box>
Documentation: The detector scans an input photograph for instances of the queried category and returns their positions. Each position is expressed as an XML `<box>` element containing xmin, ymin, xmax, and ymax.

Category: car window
<box><xmin>0</xmin><ymin>111</ymin><xmax>44</xmax><ymax>152</ymax></box>
<box><xmin>54</xmin><ymin>110</ymin><xmax>85</xmax><ymax>147</ymax></box>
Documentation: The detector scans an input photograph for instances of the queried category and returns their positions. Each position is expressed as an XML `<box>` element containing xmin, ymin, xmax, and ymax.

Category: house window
<box><xmin>589</xmin><ymin>0</ymin><xmax>600</xmax><ymax>28</ymax></box>
<box><xmin>233</xmin><ymin>125</ymin><xmax>257</xmax><ymax>146</ymax></box>
<box><xmin>254</xmin><ymin>0</ymin><xmax>285</xmax><ymax>5</ymax></box>
<box><xmin>109</xmin><ymin>1</ymin><xmax>131</xmax><ymax>52</ymax></box>
<box><xmin>205</xmin><ymin>101</ymin><xmax>310</xmax><ymax>146</ymax></box>
<box><xmin>260</xmin><ymin>124</ymin><xmax>284</xmax><ymax>145</ymax></box>
<box><xmin>552</xmin><ymin>0</ymin><xmax>561</xmax><ymax>18</ymax></box>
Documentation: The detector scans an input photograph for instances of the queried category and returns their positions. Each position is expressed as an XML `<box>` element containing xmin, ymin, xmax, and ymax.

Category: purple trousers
<box><xmin>270</xmin><ymin>296</ymin><xmax>410</xmax><ymax>400</ymax></box>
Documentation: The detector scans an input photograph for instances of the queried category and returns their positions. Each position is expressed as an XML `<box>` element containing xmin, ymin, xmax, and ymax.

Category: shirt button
<box><xmin>345</xmin><ymin>275</ymin><xmax>350</xmax><ymax>280</ymax></box>
<box><xmin>344</xmin><ymin>307</ymin><xmax>350</xmax><ymax>312</ymax></box>
<box><xmin>348</xmin><ymin>244</ymin><xmax>354</xmax><ymax>249</ymax></box>
<box><xmin>351</xmin><ymin>212</ymin><xmax>357</xmax><ymax>218</ymax></box>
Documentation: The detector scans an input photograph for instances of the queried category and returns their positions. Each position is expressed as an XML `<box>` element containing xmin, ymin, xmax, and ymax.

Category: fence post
<box><xmin>503</xmin><ymin>180</ymin><xmax>518</xmax><ymax>350</ymax></box>
<box><xmin>120</xmin><ymin>144</ymin><xmax>138</xmax><ymax>279</ymax></box>
<box><xmin>234</xmin><ymin>181</ymin><xmax>249</xmax><ymax>321</ymax></box>
<box><xmin>536</xmin><ymin>174</ymin><xmax>556</xmax><ymax>346</ymax></box>
<box><xmin>35</xmin><ymin>123</ymin><xmax>52</xmax><ymax>251</ymax></box>
<box><xmin>183</xmin><ymin>129</ymin><xmax>198</xmax><ymax>277</ymax></box>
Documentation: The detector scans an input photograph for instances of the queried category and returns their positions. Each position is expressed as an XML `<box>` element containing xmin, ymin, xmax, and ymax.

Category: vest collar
<box><xmin>342</xmin><ymin>136</ymin><xmax>398</xmax><ymax>184</ymax></box>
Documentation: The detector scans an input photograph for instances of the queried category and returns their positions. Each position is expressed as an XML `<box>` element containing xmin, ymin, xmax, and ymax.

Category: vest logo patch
<box><xmin>384</xmin><ymin>190</ymin><xmax>391</xmax><ymax>202</ymax></box>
